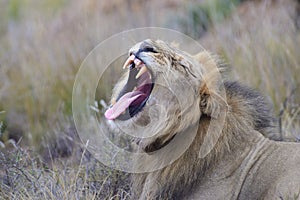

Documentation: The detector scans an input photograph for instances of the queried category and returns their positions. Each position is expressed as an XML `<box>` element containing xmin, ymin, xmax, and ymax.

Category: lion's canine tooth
<box><xmin>136</xmin><ymin>65</ymin><xmax>148</xmax><ymax>79</ymax></box>
<box><xmin>123</xmin><ymin>55</ymin><xmax>135</xmax><ymax>69</ymax></box>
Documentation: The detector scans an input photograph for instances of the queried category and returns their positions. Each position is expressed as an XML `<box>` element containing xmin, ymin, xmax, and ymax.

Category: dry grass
<box><xmin>199</xmin><ymin>0</ymin><xmax>300</xmax><ymax>140</ymax></box>
<box><xmin>0</xmin><ymin>145</ymin><xmax>130</xmax><ymax>200</ymax></box>
<box><xmin>0</xmin><ymin>0</ymin><xmax>299</xmax><ymax>199</ymax></box>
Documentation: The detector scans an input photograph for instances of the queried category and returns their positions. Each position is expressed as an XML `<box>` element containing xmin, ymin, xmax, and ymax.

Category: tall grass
<box><xmin>198</xmin><ymin>0</ymin><xmax>300</xmax><ymax>140</ymax></box>
<box><xmin>0</xmin><ymin>146</ymin><xmax>130</xmax><ymax>199</ymax></box>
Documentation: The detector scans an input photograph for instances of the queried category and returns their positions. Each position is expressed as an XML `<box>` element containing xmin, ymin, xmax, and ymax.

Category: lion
<box><xmin>105</xmin><ymin>39</ymin><xmax>300</xmax><ymax>200</ymax></box>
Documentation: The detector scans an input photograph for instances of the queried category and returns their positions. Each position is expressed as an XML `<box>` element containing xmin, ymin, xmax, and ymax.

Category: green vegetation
<box><xmin>169</xmin><ymin>0</ymin><xmax>243</xmax><ymax>39</ymax></box>
<box><xmin>8</xmin><ymin>0</ymin><xmax>22</xmax><ymax>20</ymax></box>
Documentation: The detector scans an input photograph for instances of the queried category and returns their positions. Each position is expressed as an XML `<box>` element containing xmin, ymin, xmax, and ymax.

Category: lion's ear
<box><xmin>199</xmin><ymin>83</ymin><xmax>221</xmax><ymax>118</ymax></box>
<box><xmin>195</xmin><ymin>52</ymin><xmax>227</xmax><ymax>119</ymax></box>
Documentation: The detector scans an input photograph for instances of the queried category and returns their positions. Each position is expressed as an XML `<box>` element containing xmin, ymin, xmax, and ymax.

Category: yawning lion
<box><xmin>105</xmin><ymin>39</ymin><xmax>300</xmax><ymax>200</ymax></box>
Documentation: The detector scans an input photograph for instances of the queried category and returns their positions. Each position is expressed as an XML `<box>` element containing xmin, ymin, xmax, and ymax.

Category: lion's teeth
<box><xmin>123</xmin><ymin>55</ymin><xmax>135</xmax><ymax>69</ymax></box>
<box><xmin>134</xmin><ymin>58</ymin><xmax>142</xmax><ymax>67</ymax></box>
<box><xmin>135</xmin><ymin>65</ymin><xmax>148</xmax><ymax>79</ymax></box>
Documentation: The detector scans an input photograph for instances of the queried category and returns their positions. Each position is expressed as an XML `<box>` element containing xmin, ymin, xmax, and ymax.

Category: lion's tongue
<box><xmin>105</xmin><ymin>91</ymin><xmax>144</xmax><ymax>120</ymax></box>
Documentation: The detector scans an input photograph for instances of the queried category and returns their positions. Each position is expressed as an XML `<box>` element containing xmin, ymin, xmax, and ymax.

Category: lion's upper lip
<box><xmin>104</xmin><ymin>56</ymin><xmax>153</xmax><ymax>120</ymax></box>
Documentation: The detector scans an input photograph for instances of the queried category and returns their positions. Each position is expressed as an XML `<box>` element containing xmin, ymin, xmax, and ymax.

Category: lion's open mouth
<box><xmin>105</xmin><ymin>55</ymin><xmax>153</xmax><ymax>120</ymax></box>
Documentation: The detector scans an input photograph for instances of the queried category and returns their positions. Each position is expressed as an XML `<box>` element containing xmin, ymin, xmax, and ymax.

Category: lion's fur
<box><xmin>131</xmin><ymin>81</ymin><xmax>278</xmax><ymax>199</ymax></box>
<box><xmin>107</xmin><ymin>40</ymin><xmax>300</xmax><ymax>199</ymax></box>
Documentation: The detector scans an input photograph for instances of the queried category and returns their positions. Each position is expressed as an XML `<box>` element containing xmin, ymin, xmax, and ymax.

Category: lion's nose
<box><xmin>130</xmin><ymin>40</ymin><xmax>157</xmax><ymax>56</ymax></box>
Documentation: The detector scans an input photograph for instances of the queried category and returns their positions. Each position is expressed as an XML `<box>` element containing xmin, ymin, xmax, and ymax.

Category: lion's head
<box><xmin>105</xmin><ymin>39</ymin><xmax>224</xmax><ymax>153</ymax></box>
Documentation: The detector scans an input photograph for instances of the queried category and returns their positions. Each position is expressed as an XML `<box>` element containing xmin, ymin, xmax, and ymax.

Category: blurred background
<box><xmin>0</xmin><ymin>0</ymin><xmax>299</xmax><ymax>199</ymax></box>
